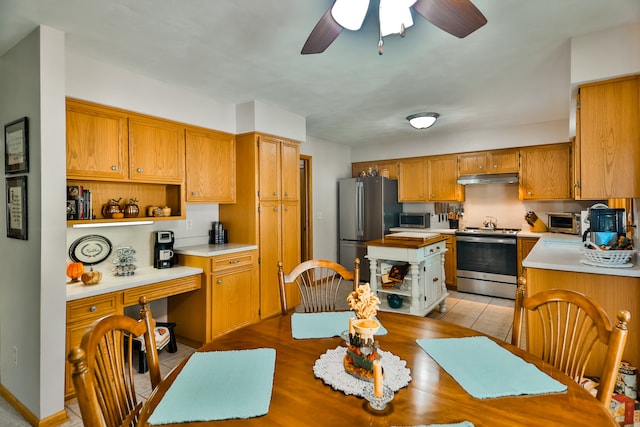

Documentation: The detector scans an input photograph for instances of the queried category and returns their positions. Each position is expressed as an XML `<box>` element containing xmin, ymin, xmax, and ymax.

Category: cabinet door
<box><xmin>258</xmin><ymin>136</ymin><xmax>281</xmax><ymax>201</ymax></box>
<box><xmin>520</xmin><ymin>143</ymin><xmax>571</xmax><ymax>200</ymax></box>
<box><xmin>398</xmin><ymin>158</ymin><xmax>427</xmax><ymax>201</ymax></box>
<box><xmin>427</xmin><ymin>155</ymin><xmax>462</xmax><ymax>201</ymax></box>
<box><xmin>212</xmin><ymin>267</ymin><xmax>256</xmax><ymax>337</ymax></box>
<box><xmin>489</xmin><ymin>148</ymin><xmax>520</xmax><ymax>173</ymax></box>
<box><xmin>517</xmin><ymin>237</ymin><xmax>538</xmax><ymax>278</ymax></box>
<box><xmin>185</xmin><ymin>128</ymin><xmax>236</xmax><ymax>203</ymax></box>
<box><xmin>443</xmin><ymin>235</ymin><xmax>456</xmax><ymax>287</ymax></box>
<box><xmin>578</xmin><ymin>76</ymin><xmax>640</xmax><ymax>198</ymax></box>
<box><xmin>128</xmin><ymin>116</ymin><xmax>185</xmax><ymax>182</ymax></box>
<box><xmin>281</xmin><ymin>141</ymin><xmax>300</xmax><ymax>201</ymax></box>
<box><xmin>66</xmin><ymin>100</ymin><xmax>128</xmax><ymax>180</ymax></box>
<box><xmin>282</xmin><ymin>201</ymin><xmax>301</xmax><ymax>309</ymax></box>
<box><xmin>259</xmin><ymin>201</ymin><xmax>283</xmax><ymax>318</ymax></box>
<box><xmin>458</xmin><ymin>152</ymin><xmax>487</xmax><ymax>175</ymax></box>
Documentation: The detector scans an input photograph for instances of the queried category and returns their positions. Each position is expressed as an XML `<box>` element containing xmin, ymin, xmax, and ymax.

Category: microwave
<box><xmin>547</xmin><ymin>212</ymin><xmax>581</xmax><ymax>235</ymax></box>
<box><xmin>399</xmin><ymin>212</ymin><xmax>431</xmax><ymax>229</ymax></box>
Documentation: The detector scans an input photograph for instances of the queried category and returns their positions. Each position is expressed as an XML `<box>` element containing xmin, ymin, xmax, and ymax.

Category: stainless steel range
<box><xmin>455</xmin><ymin>227</ymin><xmax>519</xmax><ymax>299</ymax></box>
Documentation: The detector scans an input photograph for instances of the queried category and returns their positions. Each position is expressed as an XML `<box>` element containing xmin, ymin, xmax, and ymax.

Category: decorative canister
<box><xmin>161</xmin><ymin>206</ymin><xmax>172</xmax><ymax>217</ymax></box>
<box><xmin>123</xmin><ymin>198</ymin><xmax>139</xmax><ymax>218</ymax></box>
<box><xmin>102</xmin><ymin>198</ymin><xmax>121</xmax><ymax>218</ymax></box>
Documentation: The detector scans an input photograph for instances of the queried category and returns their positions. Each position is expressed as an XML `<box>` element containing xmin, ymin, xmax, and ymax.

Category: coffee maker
<box><xmin>582</xmin><ymin>205</ymin><xmax>626</xmax><ymax>247</ymax></box>
<box><xmin>154</xmin><ymin>230</ymin><xmax>175</xmax><ymax>269</ymax></box>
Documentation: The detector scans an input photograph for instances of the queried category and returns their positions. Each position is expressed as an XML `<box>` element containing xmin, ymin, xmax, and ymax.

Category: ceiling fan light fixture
<box><xmin>331</xmin><ymin>0</ymin><xmax>370</xmax><ymax>31</ymax></box>
<box><xmin>379</xmin><ymin>0</ymin><xmax>416</xmax><ymax>37</ymax></box>
<box><xmin>407</xmin><ymin>112</ymin><xmax>439</xmax><ymax>129</ymax></box>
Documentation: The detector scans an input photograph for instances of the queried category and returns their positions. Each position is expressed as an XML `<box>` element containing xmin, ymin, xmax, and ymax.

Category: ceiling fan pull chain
<box><xmin>378</xmin><ymin>32</ymin><xmax>384</xmax><ymax>55</ymax></box>
<box><xmin>400</xmin><ymin>23</ymin><xmax>406</xmax><ymax>38</ymax></box>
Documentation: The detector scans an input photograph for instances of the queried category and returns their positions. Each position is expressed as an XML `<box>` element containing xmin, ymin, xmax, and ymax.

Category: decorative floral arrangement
<box><xmin>347</xmin><ymin>283</ymin><xmax>380</xmax><ymax>319</ymax></box>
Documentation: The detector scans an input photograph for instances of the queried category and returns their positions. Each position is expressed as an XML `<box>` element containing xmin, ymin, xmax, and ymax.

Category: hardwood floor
<box><xmin>2</xmin><ymin>291</ymin><xmax>513</xmax><ymax>426</ymax></box>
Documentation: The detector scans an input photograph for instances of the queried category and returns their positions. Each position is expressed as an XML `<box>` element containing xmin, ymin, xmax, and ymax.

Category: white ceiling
<box><xmin>1</xmin><ymin>1</ymin><xmax>639</xmax><ymax>146</ymax></box>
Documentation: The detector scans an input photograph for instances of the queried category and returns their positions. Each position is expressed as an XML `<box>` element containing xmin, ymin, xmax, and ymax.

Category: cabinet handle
<box><xmin>217</xmin><ymin>279</ymin><xmax>223</xmax><ymax>284</ymax></box>
<box><xmin>433</xmin><ymin>277</ymin><xmax>439</xmax><ymax>282</ymax></box>
<box><xmin>137</xmin><ymin>168</ymin><xmax>143</xmax><ymax>173</ymax></box>
<box><xmin>273</xmin><ymin>191</ymin><xmax>278</xmax><ymax>196</ymax></box>
<box><xmin>191</xmin><ymin>192</ymin><xmax>197</xmax><ymax>196</ymax></box>
<box><xmin>527</xmin><ymin>191</ymin><xmax>532</xmax><ymax>195</ymax></box>
<box><xmin>90</xmin><ymin>306</ymin><xmax>97</xmax><ymax>312</ymax></box>
<box><xmin>285</xmin><ymin>207</ymin><xmax>289</xmax><ymax>212</ymax></box>
<box><xmin>493</xmin><ymin>164</ymin><xmax>498</xmax><ymax>168</ymax></box>
<box><xmin>229</xmin><ymin>259</ymin><xmax>239</xmax><ymax>264</ymax></box>
<box><xmin>431</xmin><ymin>194</ymin><xmax>436</xmax><ymax>198</ymax></box>
<box><xmin>111</xmin><ymin>165</ymin><xmax>117</xmax><ymax>171</ymax></box>
<box><xmin>274</xmin><ymin>206</ymin><xmax>278</xmax><ymax>211</ymax></box>
<box><xmin>284</xmin><ymin>192</ymin><xmax>288</xmax><ymax>196</ymax></box>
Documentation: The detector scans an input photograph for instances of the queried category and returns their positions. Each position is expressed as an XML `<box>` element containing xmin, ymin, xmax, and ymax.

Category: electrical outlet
<box><xmin>12</xmin><ymin>346</ymin><xmax>18</xmax><ymax>366</ymax></box>
<box><xmin>185</xmin><ymin>219</ymin><xmax>193</xmax><ymax>230</ymax></box>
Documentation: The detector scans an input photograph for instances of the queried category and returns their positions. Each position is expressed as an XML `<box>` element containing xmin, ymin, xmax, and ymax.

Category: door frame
<box><xmin>300</xmin><ymin>155</ymin><xmax>312</xmax><ymax>260</ymax></box>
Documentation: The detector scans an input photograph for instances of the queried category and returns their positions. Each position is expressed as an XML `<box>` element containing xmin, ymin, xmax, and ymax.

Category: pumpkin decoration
<box><xmin>66</xmin><ymin>262</ymin><xmax>85</xmax><ymax>284</ymax></box>
<box><xmin>81</xmin><ymin>268</ymin><xmax>102</xmax><ymax>286</ymax></box>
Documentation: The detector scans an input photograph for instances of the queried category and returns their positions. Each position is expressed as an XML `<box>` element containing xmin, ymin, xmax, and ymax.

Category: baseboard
<box><xmin>0</xmin><ymin>384</ymin><xmax>69</xmax><ymax>427</ymax></box>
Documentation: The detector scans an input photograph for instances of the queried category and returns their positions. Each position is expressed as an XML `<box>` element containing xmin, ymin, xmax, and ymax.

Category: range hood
<box><xmin>457</xmin><ymin>172</ymin><xmax>519</xmax><ymax>185</ymax></box>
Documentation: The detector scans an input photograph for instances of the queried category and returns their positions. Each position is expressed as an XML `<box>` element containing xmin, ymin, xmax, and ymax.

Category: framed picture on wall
<box><xmin>4</xmin><ymin>117</ymin><xmax>29</xmax><ymax>174</ymax></box>
<box><xmin>6</xmin><ymin>175</ymin><xmax>27</xmax><ymax>240</ymax></box>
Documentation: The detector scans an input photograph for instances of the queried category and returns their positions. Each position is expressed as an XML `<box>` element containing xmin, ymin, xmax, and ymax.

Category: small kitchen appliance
<box><xmin>582</xmin><ymin>205</ymin><xmax>626</xmax><ymax>247</ymax></box>
<box><xmin>154</xmin><ymin>230</ymin><xmax>175</xmax><ymax>269</ymax></box>
<box><xmin>547</xmin><ymin>212</ymin><xmax>581</xmax><ymax>235</ymax></box>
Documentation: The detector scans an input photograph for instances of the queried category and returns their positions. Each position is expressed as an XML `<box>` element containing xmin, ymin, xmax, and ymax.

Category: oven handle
<box><xmin>456</xmin><ymin>235</ymin><xmax>517</xmax><ymax>245</ymax></box>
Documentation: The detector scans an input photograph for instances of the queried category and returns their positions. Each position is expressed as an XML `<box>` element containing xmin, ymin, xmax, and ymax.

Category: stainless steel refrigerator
<box><xmin>338</xmin><ymin>176</ymin><xmax>402</xmax><ymax>282</ymax></box>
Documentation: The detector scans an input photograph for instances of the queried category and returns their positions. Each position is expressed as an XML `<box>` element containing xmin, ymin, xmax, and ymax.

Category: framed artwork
<box><xmin>4</xmin><ymin>117</ymin><xmax>29</xmax><ymax>174</ymax></box>
<box><xmin>6</xmin><ymin>175</ymin><xmax>27</xmax><ymax>240</ymax></box>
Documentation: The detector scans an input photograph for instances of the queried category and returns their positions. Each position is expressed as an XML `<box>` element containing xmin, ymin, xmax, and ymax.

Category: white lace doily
<box><xmin>313</xmin><ymin>346</ymin><xmax>412</xmax><ymax>397</ymax></box>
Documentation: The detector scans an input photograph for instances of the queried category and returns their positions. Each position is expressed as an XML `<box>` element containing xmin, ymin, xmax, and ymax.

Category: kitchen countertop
<box><xmin>174</xmin><ymin>243</ymin><xmax>258</xmax><ymax>257</ymax></box>
<box><xmin>523</xmin><ymin>234</ymin><xmax>640</xmax><ymax>278</ymax></box>
<box><xmin>66</xmin><ymin>265</ymin><xmax>204</xmax><ymax>301</ymax></box>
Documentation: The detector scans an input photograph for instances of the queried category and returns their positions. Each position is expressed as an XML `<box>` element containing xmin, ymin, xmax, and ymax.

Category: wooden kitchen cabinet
<box><xmin>219</xmin><ymin>132</ymin><xmax>301</xmax><ymax>319</ymax></box>
<box><xmin>398</xmin><ymin>158</ymin><xmax>427</xmax><ymax>202</ymax></box>
<box><xmin>576</xmin><ymin>75</ymin><xmax>640</xmax><ymax>199</ymax></box>
<box><xmin>458</xmin><ymin>148</ymin><xmax>520</xmax><ymax>175</ymax></box>
<box><xmin>185</xmin><ymin>126</ymin><xmax>236</xmax><ymax>203</ymax></box>
<box><xmin>66</xmin><ymin>98</ymin><xmax>129</xmax><ymax>181</ymax></box>
<box><xmin>443</xmin><ymin>235</ymin><xmax>456</xmax><ymax>288</ymax></box>
<box><xmin>516</xmin><ymin>236</ymin><xmax>539</xmax><ymax>278</ymax></box>
<box><xmin>519</xmin><ymin>143</ymin><xmax>572</xmax><ymax>200</ymax></box>
<box><xmin>427</xmin><ymin>154</ymin><xmax>464</xmax><ymax>202</ymax></box>
<box><xmin>169</xmin><ymin>251</ymin><xmax>258</xmax><ymax>346</ymax></box>
<box><xmin>128</xmin><ymin>115</ymin><xmax>185</xmax><ymax>183</ymax></box>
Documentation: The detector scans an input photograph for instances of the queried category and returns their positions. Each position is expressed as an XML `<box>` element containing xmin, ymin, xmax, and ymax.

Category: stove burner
<box><xmin>457</xmin><ymin>227</ymin><xmax>520</xmax><ymax>236</ymax></box>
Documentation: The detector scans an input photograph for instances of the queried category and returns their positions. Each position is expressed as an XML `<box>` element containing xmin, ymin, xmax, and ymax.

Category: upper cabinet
<box><xmin>576</xmin><ymin>75</ymin><xmax>640</xmax><ymax>199</ymax></box>
<box><xmin>258</xmin><ymin>135</ymin><xmax>300</xmax><ymax>202</ymax></box>
<box><xmin>128</xmin><ymin>116</ymin><xmax>184</xmax><ymax>183</ymax></box>
<box><xmin>458</xmin><ymin>148</ymin><xmax>520</xmax><ymax>175</ymax></box>
<box><xmin>398</xmin><ymin>158</ymin><xmax>427</xmax><ymax>202</ymax></box>
<box><xmin>66</xmin><ymin>99</ymin><xmax>129</xmax><ymax>181</ymax></box>
<box><xmin>185</xmin><ymin>126</ymin><xmax>236</xmax><ymax>203</ymax></box>
<box><xmin>519</xmin><ymin>143</ymin><xmax>572</xmax><ymax>200</ymax></box>
<box><xmin>427</xmin><ymin>154</ymin><xmax>463</xmax><ymax>202</ymax></box>
<box><xmin>351</xmin><ymin>160</ymin><xmax>399</xmax><ymax>180</ymax></box>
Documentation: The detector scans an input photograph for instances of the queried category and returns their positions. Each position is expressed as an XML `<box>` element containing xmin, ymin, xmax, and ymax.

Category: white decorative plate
<box><xmin>69</xmin><ymin>234</ymin><xmax>113</xmax><ymax>265</ymax></box>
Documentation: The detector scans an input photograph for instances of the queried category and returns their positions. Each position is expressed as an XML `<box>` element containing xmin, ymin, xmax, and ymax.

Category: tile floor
<box><xmin>2</xmin><ymin>290</ymin><xmax>514</xmax><ymax>426</ymax></box>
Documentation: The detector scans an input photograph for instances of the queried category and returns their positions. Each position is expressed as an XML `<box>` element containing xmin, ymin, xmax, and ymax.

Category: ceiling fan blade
<box><xmin>301</xmin><ymin>6</ymin><xmax>344</xmax><ymax>54</ymax></box>
<box><xmin>412</xmin><ymin>0</ymin><xmax>487</xmax><ymax>38</ymax></box>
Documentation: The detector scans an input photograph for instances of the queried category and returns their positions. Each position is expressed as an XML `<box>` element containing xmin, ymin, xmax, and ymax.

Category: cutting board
<box><xmin>384</xmin><ymin>232</ymin><xmax>440</xmax><ymax>241</ymax></box>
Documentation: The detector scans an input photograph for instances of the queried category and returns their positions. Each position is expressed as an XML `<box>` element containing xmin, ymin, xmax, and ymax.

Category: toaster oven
<box><xmin>547</xmin><ymin>212</ymin><xmax>581</xmax><ymax>235</ymax></box>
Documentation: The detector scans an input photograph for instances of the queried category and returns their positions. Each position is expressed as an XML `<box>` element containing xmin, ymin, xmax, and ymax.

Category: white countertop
<box><xmin>66</xmin><ymin>265</ymin><xmax>204</xmax><ymax>301</ymax></box>
<box><xmin>174</xmin><ymin>243</ymin><xmax>258</xmax><ymax>257</ymax></box>
<box><xmin>522</xmin><ymin>234</ymin><xmax>640</xmax><ymax>278</ymax></box>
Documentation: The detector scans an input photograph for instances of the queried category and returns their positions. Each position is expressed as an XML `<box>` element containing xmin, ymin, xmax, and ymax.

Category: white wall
<box><xmin>0</xmin><ymin>25</ymin><xmax>67</xmax><ymax>419</ymax></box>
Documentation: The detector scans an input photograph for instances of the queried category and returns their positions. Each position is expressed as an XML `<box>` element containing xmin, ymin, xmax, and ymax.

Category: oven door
<box><xmin>456</xmin><ymin>235</ymin><xmax>517</xmax><ymax>276</ymax></box>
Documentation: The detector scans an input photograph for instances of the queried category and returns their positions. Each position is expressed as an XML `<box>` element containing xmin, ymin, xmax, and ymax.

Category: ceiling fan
<box><xmin>301</xmin><ymin>0</ymin><xmax>487</xmax><ymax>55</ymax></box>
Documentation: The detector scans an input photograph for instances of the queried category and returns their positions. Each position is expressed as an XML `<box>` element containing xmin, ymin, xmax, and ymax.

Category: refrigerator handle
<box><xmin>356</xmin><ymin>181</ymin><xmax>364</xmax><ymax>237</ymax></box>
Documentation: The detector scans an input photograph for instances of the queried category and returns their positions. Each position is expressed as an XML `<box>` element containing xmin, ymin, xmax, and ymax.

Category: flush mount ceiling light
<box><xmin>407</xmin><ymin>112</ymin><xmax>439</xmax><ymax>129</ymax></box>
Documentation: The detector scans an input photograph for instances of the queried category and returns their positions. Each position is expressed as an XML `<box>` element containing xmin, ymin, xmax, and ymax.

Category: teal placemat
<box><xmin>147</xmin><ymin>348</ymin><xmax>276</xmax><ymax>425</ymax></box>
<box><xmin>417</xmin><ymin>336</ymin><xmax>567</xmax><ymax>399</ymax></box>
<box><xmin>291</xmin><ymin>311</ymin><xmax>387</xmax><ymax>339</ymax></box>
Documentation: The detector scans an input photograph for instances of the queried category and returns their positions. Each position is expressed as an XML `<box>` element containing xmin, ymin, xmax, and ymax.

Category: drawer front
<box><xmin>122</xmin><ymin>275</ymin><xmax>200</xmax><ymax>306</ymax></box>
<box><xmin>211</xmin><ymin>252</ymin><xmax>255</xmax><ymax>274</ymax></box>
<box><xmin>67</xmin><ymin>294</ymin><xmax>118</xmax><ymax>323</ymax></box>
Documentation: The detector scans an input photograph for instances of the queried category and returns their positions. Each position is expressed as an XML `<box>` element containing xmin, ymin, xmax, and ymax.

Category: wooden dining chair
<box><xmin>512</xmin><ymin>279</ymin><xmax>630</xmax><ymax>408</ymax></box>
<box><xmin>67</xmin><ymin>296</ymin><xmax>162</xmax><ymax>427</ymax></box>
<box><xmin>278</xmin><ymin>258</ymin><xmax>360</xmax><ymax>315</ymax></box>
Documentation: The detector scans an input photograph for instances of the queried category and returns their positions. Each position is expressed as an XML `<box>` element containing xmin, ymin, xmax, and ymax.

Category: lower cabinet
<box><xmin>443</xmin><ymin>235</ymin><xmax>456</xmax><ymax>288</ymax></box>
<box><xmin>516</xmin><ymin>236</ymin><xmax>539</xmax><ymax>278</ymax></box>
<box><xmin>168</xmin><ymin>250</ymin><xmax>259</xmax><ymax>347</ymax></box>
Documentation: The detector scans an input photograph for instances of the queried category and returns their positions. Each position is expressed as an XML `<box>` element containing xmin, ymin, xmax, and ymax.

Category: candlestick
<box><xmin>373</xmin><ymin>359</ymin><xmax>383</xmax><ymax>397</ymax></box>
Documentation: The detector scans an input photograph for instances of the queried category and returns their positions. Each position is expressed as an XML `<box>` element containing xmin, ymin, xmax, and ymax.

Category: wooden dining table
<box><xmin>139</xmin><ymin>311</ymin><xmax>617</xmax><ymax>426</ymax></box>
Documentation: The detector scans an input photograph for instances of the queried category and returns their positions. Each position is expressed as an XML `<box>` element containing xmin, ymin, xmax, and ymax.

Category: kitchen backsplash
<box><xmin>402</xmin><ymin>183</ymin><xmax>604</xmax><ymax>230</ymax></box>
